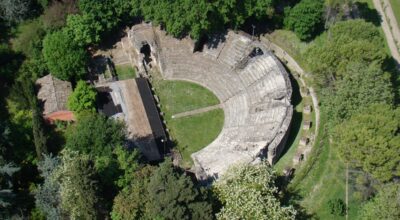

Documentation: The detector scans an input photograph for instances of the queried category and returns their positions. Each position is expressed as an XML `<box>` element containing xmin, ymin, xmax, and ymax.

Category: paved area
<box><xmin>373</xmin><ymin>0</ymin><xmax>400</xmax><ymax>68</ymax></box>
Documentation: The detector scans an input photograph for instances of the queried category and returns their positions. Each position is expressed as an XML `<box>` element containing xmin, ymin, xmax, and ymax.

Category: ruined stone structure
<box><xmin>128</xmin><ymin>23</ymin><xmax>293</xmax><ymax>180</ymax></box>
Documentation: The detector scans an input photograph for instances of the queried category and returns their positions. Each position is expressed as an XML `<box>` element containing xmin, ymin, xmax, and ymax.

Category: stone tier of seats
<box><xmin>216</xmin><ymin>32</ymin><xmax>252</xmax><ymax>67</ymax></box>
<box><xmin>150</xmin><ymin>28</ymin><xmax>292</xmax><ymax>180</ymax></box>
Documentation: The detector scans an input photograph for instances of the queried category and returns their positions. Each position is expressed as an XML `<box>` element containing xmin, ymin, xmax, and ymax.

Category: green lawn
<box><xmin>151</xmin><ymin>76</ymin><xmax>223</xmax><ymax>168</ymax></box>
<box><xmin>390</xmin><ymin>0</ymin><xmax>400</xmax><ymax>29</ymax></box>
<box><xmin>168</xmin><ymin>109</ymin><xmax>224</xmax><ymax>168</ymax></box>
<box><xmin>115</xmin><ymin>64</ymin><xmax>136</xmax><ymax>80</ymax></box>
<box><xmin>153</xmin><ymin>80</ymin><xmax>220</xmax><ymax>116</ymax></box>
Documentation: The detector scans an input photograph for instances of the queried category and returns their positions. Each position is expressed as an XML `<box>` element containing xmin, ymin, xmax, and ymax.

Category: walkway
<box><xmin>171</xmin><ymin>104</ymin><xmax>222</xmax><ymax>119</ymax></box>
<box><xmin>373</xmin><ymin>0</ymin><xmax>400</xmax><ymax>69</ymax></box>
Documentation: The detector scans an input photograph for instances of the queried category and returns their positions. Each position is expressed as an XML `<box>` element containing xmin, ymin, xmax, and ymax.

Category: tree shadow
<box><xmin>355</xmin><ymin>2</ymin><xmax>381</xmax><ymax>26</ymax></box>
<box><xmin>383</xmin><ymin>56</ymin><xmax>400</xmax><ymax>105</ymax></box>
<box><xmin>277</xmin><ymin>175</ymin><xmax>317</xmax><ymax>219</ymax></box>
<box><xmin>276</xmin><ymin>67</ymin><xmax>303</xmax><ymax>161</ymax></box>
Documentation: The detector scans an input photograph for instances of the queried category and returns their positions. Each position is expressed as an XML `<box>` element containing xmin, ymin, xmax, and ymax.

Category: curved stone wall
<box><xmin>129</xmin><ymin>25</ymin><xmax>293</xmax><ymax>180</ymax></box>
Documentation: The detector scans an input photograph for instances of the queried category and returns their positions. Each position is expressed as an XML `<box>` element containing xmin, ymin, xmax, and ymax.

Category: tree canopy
<box><xmin>284</xmin><ymin>0</ymin><xmax>324</xmax><ymax>41</ymax></box>
<box><xmin>360</xmin><ymin>184</ymin><xmax>400</xmax><ymax>219</ymax></box>
<box><xmin>65</xmin><ymin>112</ymin><xmax>126</xmax><ymax>167</ymax></box>
<box><xmin>36</xmin><ymin>151</ymin><xmax>99</xmax><ymax>219</ymax></box>
<box><xmin>306</xmin><ymin>19</ymin><xmax>387</xmax><ymax>88</ymax></box>
<box><xmin>323</xmin><ymin>61</ymin><xmax>394</xmax><ymax>125</ymax></box>
<box><xmin>0</xmin><ymin>0</ymin><xmax>30</xmax><ymax>23</ymax></box>
<box><xmin>67</xmin><ymin>80</ymin><xmax>97</xmax><ymax>113</ymax></box>
<box><xmin>42</xmin><ymin>30</ymin><xmax>88</xmax><ymax>81</ymax></box>
<box><xmin>145</xmin><ymin>159</ymin><xmax>213</xmax><ymax>219</ymax></box>
<box><xmin>332</xmin><ymin>104</ymin><xmax>400</xmax><ymax>182</ymax></box>
<box><xmin>214</xmin><ymin>161</ymin><xmax>296</xmax><ymax>219</ymax></box>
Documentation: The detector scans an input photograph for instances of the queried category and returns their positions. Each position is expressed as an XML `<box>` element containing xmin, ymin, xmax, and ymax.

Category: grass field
<box><xmin>151</xmin><ymin>76</ymin><xmax>223</xmax><ymax>167</ymax></box>
<box><xmin>153</xmin><ymin>80</ymin><xmax>220</xmax><ymax>115</ymax></box>
<box><xmin>115</xmin><ymin>64</ymin><xmax>136</xmax><ymax>80</ymax></box>
<box><xmin>390</xmin><ymin>0</ymin><xmax>400</xmax><ymax>28</ymax></box>
<box><xmin>167</xmin><ymin>109</ymin><xmax>224</xmax><ymax>168</ymax></box>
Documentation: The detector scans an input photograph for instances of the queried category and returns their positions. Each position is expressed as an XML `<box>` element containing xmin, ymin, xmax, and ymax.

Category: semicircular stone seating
<box><xmin>130</xmin><ymin>26</ymin><xmax>293</xmax><ymax>181</ymax></box>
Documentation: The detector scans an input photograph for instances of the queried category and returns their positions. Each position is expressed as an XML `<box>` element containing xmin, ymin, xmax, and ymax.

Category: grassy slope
<box><xmin>389</xmin><ymin>0</ymin><xmax>400</xmax><ymax>28</ymax></box>
<box><xmin>266</xmin><ymin>30</ymin><xmax>363</xmax><ymax>219</ymax></box>
<box><xmin>152</xmin><ymin>78</ymin><xmax>223</xmax><ymax>168</ymax></box>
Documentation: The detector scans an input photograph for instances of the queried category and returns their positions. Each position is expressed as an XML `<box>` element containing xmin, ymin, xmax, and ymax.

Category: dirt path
<box><xmin>373</xmin><ymin>0</ymin><xmax>400</xmax><ymax>69</ymax></box>
<box><xmin>171</xmin><ymin>104</ymin><xmax>222</xmax><ymax>119</ymax></box>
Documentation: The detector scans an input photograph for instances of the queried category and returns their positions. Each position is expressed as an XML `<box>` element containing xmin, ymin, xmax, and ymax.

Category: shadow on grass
<box><xmin>356</xmin><ymin>2</ymin><xmax>381</xmax><ymax>26</ymax></box>
<box><xmin>277</xmin><ymin>175</ymin><xmax>316</xmax><ymax>220</ymax></box>
<box><xmin>276</xmin><ymin>72</ymin><xmax>303</xmax><ymax>161</ymax></box>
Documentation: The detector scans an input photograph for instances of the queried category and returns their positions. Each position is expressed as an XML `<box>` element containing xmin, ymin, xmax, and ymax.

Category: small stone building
<box><xmin>36</xmin><ymin>74</ymin><xmax>74</xmax><ymax>122</ymax></box>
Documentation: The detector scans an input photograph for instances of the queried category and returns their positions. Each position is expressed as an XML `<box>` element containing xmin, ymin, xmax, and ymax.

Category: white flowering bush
<box><xmin>214</xmin><ymin>161</ymin><xmax>296</xmax><ymax>220</ymax></box>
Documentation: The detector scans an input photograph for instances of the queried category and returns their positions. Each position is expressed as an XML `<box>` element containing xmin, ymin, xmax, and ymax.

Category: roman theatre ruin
<box><xmin>126</xmin><ymin>23</ymin><xmax>293</xmax><ymax>180</ymax></box>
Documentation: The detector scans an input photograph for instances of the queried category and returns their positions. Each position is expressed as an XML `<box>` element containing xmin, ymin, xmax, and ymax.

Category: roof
<box><xmin>135</xmin><ymin>78</ymin><xmax>166</xmax><ymax>141</ymax></box>
<box><xmin>36</xmin><ymin>74</ymin><xmax>72</xmax><ymax>115</ymax></box>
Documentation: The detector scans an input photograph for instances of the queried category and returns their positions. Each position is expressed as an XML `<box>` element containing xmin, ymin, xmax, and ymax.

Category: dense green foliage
<box><xmin>306</xmin><ymin>19</ymin><xmax>387</xmax><ymax>87</ymax></box>
<box><xmin>214</xmin><ymin>161</ymin><xmax>296</xmax><ymax>219</ymax></box>
<box><xmin>323</xmin><ymin>62</ymin><xmax>394</xmax><ymax>125</ymax></box>
<box><xmin>112</xmin><ymin>160</ymin><xmax>213</xmax><ymax>220</ymax></box>
<box><xmin>58</xmin><ymin>150</ymin><xmax>99</xmax><ymax>219</ymax></box>
<box><xmin>0</xmin><ymin>0</ymin><xmax>30</xmax><ymax>23</ymax></box>
<box><xmin>111</xmin><ymin>165</ymin><xmax>154</xmax><ymax>220</ymax></box>
<box><xmin>35</xmin><ymin>154</ymin><xmax>63</xmax><ymax>219</ymax></box>
<box><xmin>67</xmin><ymin>81</ymin><xmax>97</xmax><ymax>113</ymax></box>
<box><xmin>65</xmin><ymin>112</ymin><xmax>125</xmax><ymax>166</ymax></box>
<box><xmin>332</xmin><ymin>104</ymin><xmax>400</xmax><ymax>182</ymax></box>
<box><xmin>42</xmin><ymin>30</ymin><xmax>88</xmax><ymax>81</ymax></box>
<box><xmin>64</xmin><ymin>13</ymin><xmax>102</xmax><ymax>46</ymax></box>
<box><xmin>284</xmin><ymin>0</ymin><xmax>324</xmax><ymax>40</ymax></box>
<box><xmin>360</xmin><ymin>184</ymin><xmax>400</xmax><ymax>219</ymax></box>
<box><xmin>36</xmin><ymin>151</ymin><xmax>99</xmax><ymax>219</ymax></box>
<box><xmin>145</xmin><ymin>160</ymin><xmax>213</xmax><ymax>219</ymax></box>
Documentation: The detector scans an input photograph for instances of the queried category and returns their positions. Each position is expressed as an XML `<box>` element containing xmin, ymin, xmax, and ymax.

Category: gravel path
<box><xmin>373</xmin><ymin>0</ymin><xmax>400</xmax><ymax>69</ymax></box>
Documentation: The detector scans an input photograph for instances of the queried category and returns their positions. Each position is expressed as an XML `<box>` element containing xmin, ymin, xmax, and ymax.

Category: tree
<box><xmin>323</xmin><ymin>62</ymin><xmax>394</xmax><ymax>125</ymax></box>
<box><xmin>306</xmin><ymin>19</ymin><xmax>387</xmax><ymax>88</ymax></box>
<box><xmin>0</xmin><ymin>159</ymin><xmax>19</xmax><ymax>216</ymax></box>
<box><xmin>325</xmin><ymin>0</ymin><xmax>354</xmax><ymax>27</ymax></box>
<box><xmin>42</xmin><ymin>30</ymin><xmax>88</xmax><ymax>81</ymax></box>
<box><xmin>35</xmin><ymin>154</ymin><xmax>63</xmax><ymax>220</ymax></box>
<box><xmin>114</xmin><ymin>146</ymin><xmax>140</xmax><ymax>188</ymax></box>
<box><xmin>111</xmin><ymin>165</ymin><xmax>155</xmax><ymax>220</ymax></box>
<box><xmin>332</xmin><ymin>104</ymin><xmax>400</xmax><ymax>182</ymax></box>
<box><xmin>65</xmin><ymin>112</ymin><xmax>125</xmax><ymax>160</ymax></box>
<box><xmin>214</xmin><ymin>161</ymin><xmax>296</xmax><ymax>220</ymax></box>
<box><xmin>0</xmin><ymin>0</ymin><xmax>30</xmax><ymax>23</ymax></box>
<box><xmin>16</xmin><ymin>74</ymin><xmax>48</xmax><ymax>160</ymax></box>
<box><xmin>145</xmin><ymin>159</ymin><xmax>213</xmax><ymax>219</ymax></box>
<box><xmin>328</xmin><ymin>198</ymin><xmax>346</xmax><ymax>216</ymax></box>
<box><xmin>64</xmin><ymin>13</ymin><xmax>103</xmax><ymax>46</ymax></box>
<box><xmin>57</xmin><ymin>149</ymin><xmax>98</xmax><ymax>219</ymax></box>
<box><xmin>11</xmin><ymin>19</ymin><xmax>45</xmax><ymax>58</ymax></box>
<box><xmin>78</xmin><ymin>0</ymin><xmax>119</xmax><ymax>34</ymax></box>
<box><xmin>360</xmin><ymin>184</ymin><xmax>400</xmax><ymax>219</ymax></box>
<box><xmin>41</xmin><ymin>0</ymin><xmax>78</xmax><ymax>31</ymax></box>
<box><xmin>284</xmin><ymin>0</ymin><xmax>324</xmax><ymax>41</ymax></box>
<box><xmin>67</xmin><ymin>81</ymin><xmax>97</xmax><ymax>113</ymax></box>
